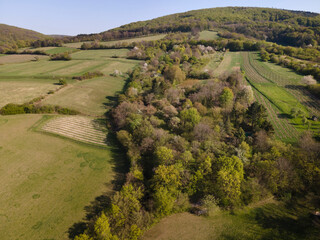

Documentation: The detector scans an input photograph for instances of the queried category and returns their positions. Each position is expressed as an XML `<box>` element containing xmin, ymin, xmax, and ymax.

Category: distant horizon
<box><xmin>1</xmin><ymin>1</ymin><xmax>319</xmax><ymax>35</ymax></box>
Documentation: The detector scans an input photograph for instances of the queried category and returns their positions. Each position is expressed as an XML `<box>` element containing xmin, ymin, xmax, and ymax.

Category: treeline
<box><xmin>0</xmin><ymin>103</ymin><xmax>79</xmax><ymax>115</ymax></box>
<box><xmin>72</xmin><ymin>71</ymin><xmax>104</xmax><ymax>80</ymax></box>
<box><xmin>261</xmin><ymin>47</ymin><xmax>320</xmax><ymax>80</ymax></box>
<box><xmin>5</xmin><ymin>49</ymin><xmax>48</xmax><ymax>55</ymax></box>
<box><xmin>74</xmin><ymin>40</ymin><xmax>320</xmax><ymax>240</ymax></box>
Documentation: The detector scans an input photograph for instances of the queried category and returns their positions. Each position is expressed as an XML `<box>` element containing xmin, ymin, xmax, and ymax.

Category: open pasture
<box><xmin>198</xmin><ymin>30</ymin><xmax>219</xmax><ymax>40</ymax></box>
<box><xmin>0</xmin><ymin>54</ymin><xmax>48</xmax><ymax>64</ymax></box>
<box><xmin>0</xmin><ymin>78</ymin><xmax>59</xmax><ymax>108</ymax></box>
<box><xmin>0</xmin><ymin>114</ymin><xmax>120</xmax><ymax>240</ymax></box>
<box><xmin>64</xmin><ymin>34</ymin><xmax>166</xmax><ymax>48</ymax></box>
<box><xmin>42</xmin><ymin>116</ymin><xmax>108</xmax><ymax>146</ymax></box>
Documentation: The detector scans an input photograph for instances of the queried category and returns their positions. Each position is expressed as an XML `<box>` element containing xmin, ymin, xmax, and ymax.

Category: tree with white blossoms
<box><xmin>302</xmin><ymin>75</ymin><xmax>317</xmax><ymax>85</ymax></box>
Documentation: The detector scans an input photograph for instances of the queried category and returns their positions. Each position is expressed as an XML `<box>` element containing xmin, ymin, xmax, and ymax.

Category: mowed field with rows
<box><xmin>42</xmin><ymin>116</ymin><xmax>108</xmax><ymax>146</ymax></box>
<box><xmin>240</xmin><ymin>52</ymin><xmax>320</xmax><ymax>142</ymax></box>
<box><xmin>0</xmin><ymin>114</ymin><xmax>124</xmax><ymax>240</ymax></box>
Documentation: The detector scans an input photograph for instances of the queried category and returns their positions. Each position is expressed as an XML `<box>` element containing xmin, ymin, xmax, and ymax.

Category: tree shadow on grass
<box><xmin>251</xmin><ymin>203</ymin><xmax>320</xmax><ymax>240</ymax></box>
<box><xmin>277</xmin><ymin>113</ymin><xmax>291</xmax><ymax>119</ymax></box>
<box><xmin>67</xmin><ymin>131</ymin><xmax>129</xmax><ymax>239</ymax></box>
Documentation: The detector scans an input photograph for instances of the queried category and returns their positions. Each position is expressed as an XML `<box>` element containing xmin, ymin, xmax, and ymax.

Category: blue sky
<box><xmin>0</xmin><ymin>0</ymin><xmax>319</xmax><ymax>35</ymax></box>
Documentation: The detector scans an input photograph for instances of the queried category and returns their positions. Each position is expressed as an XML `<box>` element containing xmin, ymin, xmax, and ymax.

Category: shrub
<box><xmin>72</xmin><ymin>71</ymin><xmax>104</xmax><ymax>80</ymax></box>
<box><xmin>50</xmin><ymin>52</ymin><xmax>71</xmax><ymax>61</ymax></box>
<box><xmin>58</xmin><ymin>79</ymin><xmax>67</xmax><ymax>85</ymax></box>
<box><xmin>0</xmin><ymin>103</ymin><xmax>25</xmax><ymax>115</ymax></box>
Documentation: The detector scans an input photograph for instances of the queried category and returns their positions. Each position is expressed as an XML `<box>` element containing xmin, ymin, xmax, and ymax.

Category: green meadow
<box><xmin>0</xmin><ymin>114</ymin><xmax>125</xmax><ymax>240</ymax></box>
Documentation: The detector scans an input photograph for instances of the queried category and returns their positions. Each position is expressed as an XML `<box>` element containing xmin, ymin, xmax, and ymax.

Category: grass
<box><xmin>0</xmin><ymin>54</ymin><xmax>49</xmax><ymax>64</ymax></box>
<box><xmin>0</xmin><ymin>49</ymin><xmax>138</xmax><ymax>115</ymax></box>
<box><xmin>0</xmin><ymin>114</ymin><xmax>124</xmax><ymax>240</ymax></box>
<box><xmin>45</xmin><ymin>47</ymin><xmax>78</xmax><ymax>54</ymax></box>
<box><xmin>71</xmin><ymin>49</ymin><xmax>130</xmax><ymax>59</ymax></box>
<box><xmin>63</xmin><ymin>34</ymin><xmax>166</xmax><ymax>48</ymax></box>
<box><xmin>0</xmin><ymin>78</ymin><xmax>60</xmax><ymax>108</ymax></box>
<box><xmin>199</xmin><ymin>31</ymin><xmax>219</xmax><ymax>40</ymax></box>
<box><xmin>0</xmin><ymin>51</ymin><xmax>137</xmax><ymax>78</ymax></box>
<box><xmin>41</xmin><ymin>76</ymin><xmax>127</xmax><ymax>116</ymax></box>
<box><xmin>213</xmin><ymin>51</ymin><xmax>241</xmax><ymax>76</ymax></box>
<box><xmin>204</xmin><ymin>52</ymin><xmax>225</xmax><ymax>72</ymax></box>
<box><xmin>143</xmin><ymin>200</ymin><xmax>320</xmax><ymax>240</ymax></box>
<box><xmin>240</xmin><ymin>52</ymin><xmax>320</xmax><ymax>142</ymax></box>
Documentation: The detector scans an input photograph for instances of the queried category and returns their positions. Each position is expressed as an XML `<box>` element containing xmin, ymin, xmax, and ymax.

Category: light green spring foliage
<box><xmin>94</xmin><ymin>212</ymin><xmax>118</xmax><ymax>240</ymax></box>
<box><xmin>219</xmin><ymin>87</ymin><xmax>234</xmax><ymax>108</ymax></box>
<box><xmin>215</xmin><ymin>156</ymin><xmax>244</xmax><ymax>206</ymax></box>
<box><xmin>155</xmin><ymin>146</ymin><xmax>174</xmax><ymax>165</ymax></box>
<box><xmin>179</xmin><ymin>107</ymin><xmax>201</xmax><ymax>131</ymax></box>
<box><xmin>152</xmin><ymin>164</ymin><xmax>182</xmax><ymax>190</ymax></box>
<box><xmin>74</xmin><ymin>233</ymin><xmax>93</xmax><ymax>240</ymax></box>
<box><xmin>153</xmin><ymin>186</ymin><xmax>176</xmax><ymax>218</ymax></box>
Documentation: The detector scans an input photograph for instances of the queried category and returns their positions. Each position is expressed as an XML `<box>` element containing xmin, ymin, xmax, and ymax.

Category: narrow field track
<box><xmin>42</xmin><ymin>116</ymin><xmax>107</xmax><ymax>146</ymax></box>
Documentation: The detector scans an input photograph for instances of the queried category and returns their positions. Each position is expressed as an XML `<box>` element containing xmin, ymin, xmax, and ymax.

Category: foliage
<box><xmin>0</xmin><ymin>103</ymin><xmax>79</xmax><ymax>115</ymax></box>
<box><xmin>72</xmin><ymin>71</ymin><xmax>104</xmax><ymax>80</ymax></box>
<box><xmin>50</xmin><ymin>52</ymin><xmax>71</xmax><ymax>61</ymax></box>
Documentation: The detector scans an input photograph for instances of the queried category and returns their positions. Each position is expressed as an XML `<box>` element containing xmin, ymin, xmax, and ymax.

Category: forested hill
<box><xmin>95</xmin><ymin>7</ymin><xmax>320</xmax><ymax>47</ymax></box>
<box><xmin>0</xmin><ymin>23</ymin><xmax>47</xmax><ymax>52</ymax></box>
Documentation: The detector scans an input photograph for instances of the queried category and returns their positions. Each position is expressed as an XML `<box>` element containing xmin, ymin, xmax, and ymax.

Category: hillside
<box><xmin>91</xmin><ymin>7</ymin><xmax>320</xmax><ymax>47</ymax></box>
<box><xmin>0</xmin><ymin>24</ymin><xmax>47</xmax><ymax>52</ymax></box>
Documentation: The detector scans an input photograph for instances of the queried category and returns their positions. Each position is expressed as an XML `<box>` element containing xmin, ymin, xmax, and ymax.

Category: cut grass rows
<box><xmin>42</xmin><ymin>116</ymin><xmax>107</xmax><ymax>146</ymax></box>
<box><xmin>253</xmin><ymin>88</ymin><xmax>298</xmax><ymax>141</ymax></box>
<box><xmin>248</xmin><ymin>52</ymin><xmax>320</xmax><ymax>116</ymax></box>
<box><xmin>241</xmin><ymin>52</ymin><xmax>300</xmax><ymax>141</ymax></box>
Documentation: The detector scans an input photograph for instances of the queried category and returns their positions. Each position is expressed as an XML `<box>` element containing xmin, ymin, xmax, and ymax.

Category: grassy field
<box><xmin>45</xmin><ymin>47</ymin><xmax>79</xmax><ymax>54</ymax></box>
<box><xmin>199</xmin><ymin>31</ymin><xmax>219</xmax><ymax>40</ymax></box>
<box><xmin>64</xmin><ymin>34</ymin><xmax>166</xmax><ymax>48</ymax></box>
<box><xmin>204</xmin><ymin>51</ymin><xmax>225</xmax><ymax>72</ymax></box>
<box><xmin>71</xmin><ymin>49</ymin><xmax>129</xmax><ymax>59</ymax></box>
<box><xmin>0</xmin><ymin>114</ymin><xmax>124</xmax><ymax>240</ymax></box>
<box><xmin>240</xmin><ymin>52</ymin><xmax>320</xmax><ymax>142</ymax></box>
<box><xmin>0</xmin><ymin>50</ymin><xmax>137</xmax><ymax>78</ymax></box>
<box><xmin>42</xmin><ymin>76</ymin><xmax>127</xmax><ymax>115</ymax></box>
<box><xmin>213</xmin><ymin>51</ymin><xmax>241</xmax><ymax>76</ymax></box>
<box><xmin>0</xmin><ymin>78</ymin><xmax>60</xmax><ymax>108</ymax></box>
<box><xmin>143</xmin><ymin>200</ymin><xmax>320</xmax><ymax>240</ymax></box>
<box><xmin>0</xmin><ymin>49</ymin><xmax>138</xmax><ymax>115</ymax></box>
<box><xmin>0</xmin><ymin>54</ymin><xmax>49</xmax><ymax>64</ymax></box>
